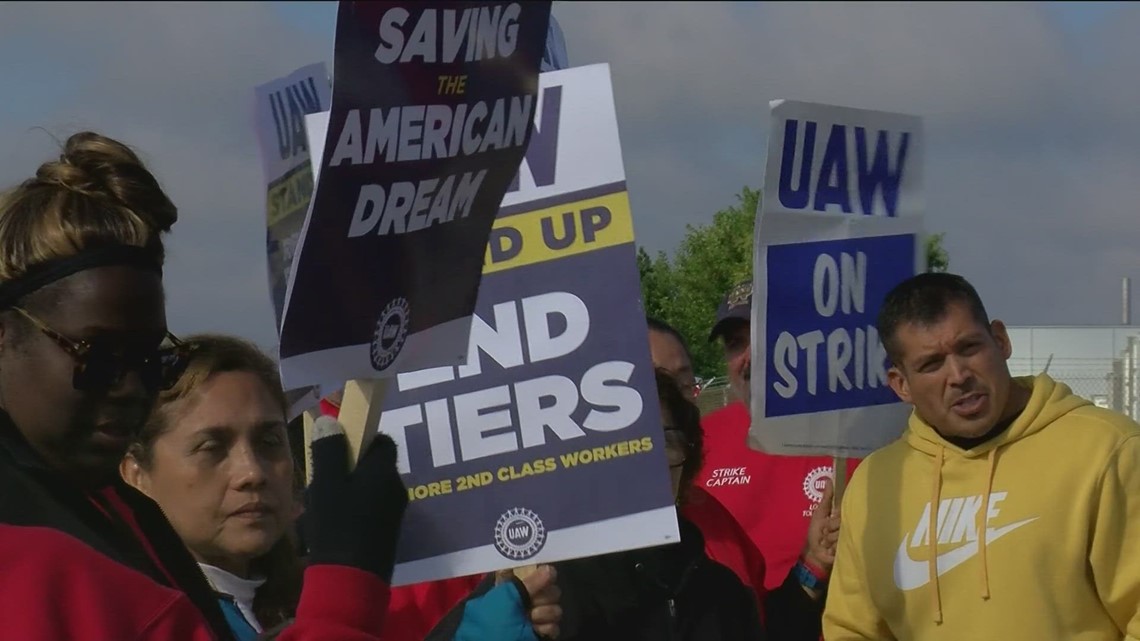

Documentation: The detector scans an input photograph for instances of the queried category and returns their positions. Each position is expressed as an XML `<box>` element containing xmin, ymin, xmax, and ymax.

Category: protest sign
<box><xmin>253</xmin><ymin>63</ymin><xmax>332</xmax><ymax>420</ymax></box>
<box><xmin>279</xmin><ymin>1</ymin><xmax>553</xmax><ymax>391</ymax></box>
<box><xmin>253</xmin><ymin>62</ymin><xmax>332</xmax><ymax>330</ymax></box>
<box><xmin>750</xmin><ymin>100</ymin><xmax>925</xmax><ymax>458</ymax></box>
<box><xmin>309</xmin><ymin>63</ymin><xmax>679</xmax><ymax>585</ymax></box>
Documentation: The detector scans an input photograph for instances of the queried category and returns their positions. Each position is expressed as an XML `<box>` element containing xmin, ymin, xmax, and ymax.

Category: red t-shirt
<box><xmin>696</xmin><ymin>402</ymin><xmax>860</xmax><ymax>590</ymax></box>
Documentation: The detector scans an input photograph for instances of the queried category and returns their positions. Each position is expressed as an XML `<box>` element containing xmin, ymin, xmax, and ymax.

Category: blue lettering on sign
<box><xmin>270</xmin><ymin>76</ymin><xmax>324</xmax><ymax>161</ymax></box>
<box><xmin>507</xmin><ymin>85</ymin><xmax>562</xmax><ymax>192</ymax></box>
<box><xmin>764</xmin><ymin>234</ymin><xmax>915</xmax><ymax>416</ymax></box>
<box><xmin>777</xmin><ymin>120</ymin><xmax>910</xmax><ymax>217</ymax></box>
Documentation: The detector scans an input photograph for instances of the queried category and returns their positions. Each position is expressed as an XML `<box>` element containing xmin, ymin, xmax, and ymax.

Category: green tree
<box><xmin>636</xmin><ymin>246</ymin><xmax>675</xmax><ymax>321</ymax></box>
<box><xmin>925</xmin><ymin>232</ymin><xmax>950</xmax><ymax>272</ymax></box>
<box><xmin>638</xmin><ymin>186</ymin><xmax>951</xmax><ymax>379</ymax></box>
<box><xmin>658</xmin><ymin>187</ymin><xmax>759</xmax><ymax>378</ymax></box>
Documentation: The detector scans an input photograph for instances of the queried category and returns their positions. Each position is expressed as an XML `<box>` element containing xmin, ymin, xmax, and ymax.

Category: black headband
<box><xmin>0</xmin><ymin>244</ymin><xmax>162</xmax><ymax>309</ymax></box>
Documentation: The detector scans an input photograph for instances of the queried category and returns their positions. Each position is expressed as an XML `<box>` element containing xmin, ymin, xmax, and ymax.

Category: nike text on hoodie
<box><xmin>822</xmin><ymin>374</ymin><xmax>1140</xmax><ymax>641</ymax></box>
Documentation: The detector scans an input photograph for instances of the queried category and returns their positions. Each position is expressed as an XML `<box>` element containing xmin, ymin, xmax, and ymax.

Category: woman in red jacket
<box><xmin>0</xmin><ymin>131</ymin><xmax>405</xmax><ymax>640</ymax></box>
<box><xmin>120</xmin><ymin>333</ymin><xmax>560</xmax><ymax>641</ymax></box>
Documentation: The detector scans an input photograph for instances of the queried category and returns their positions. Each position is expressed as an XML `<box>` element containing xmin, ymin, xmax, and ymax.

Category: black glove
<box><xmin>304</xmin><ymin>416</ymin><xmax>409</xmax><ymax>582</ymax></box>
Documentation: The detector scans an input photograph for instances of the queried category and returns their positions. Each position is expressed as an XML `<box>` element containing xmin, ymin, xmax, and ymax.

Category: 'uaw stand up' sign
<box><xmin>307</xmin><ymin>64</ymin><xmax>680</xmax><ymax>585</ymax></box>
<box><xmin>280</xmin><ymin>1</ymin><xmax>552</xmax><ymax>391</ymax></box>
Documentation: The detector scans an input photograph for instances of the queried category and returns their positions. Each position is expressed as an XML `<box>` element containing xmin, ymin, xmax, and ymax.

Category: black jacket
<box><xmin>0</xmin><ymin>411</ymin><xmax>236</xmax><ymax>641</ymax></box>
<box><xmin>429</xmin><ymin>516</ymin><xmax>765</xmax><ymax>641</ymax></box>
<box><xmin>765</xmin><ymin>565</ymin><xmax>825</xmax><ymax>641</ymax></box>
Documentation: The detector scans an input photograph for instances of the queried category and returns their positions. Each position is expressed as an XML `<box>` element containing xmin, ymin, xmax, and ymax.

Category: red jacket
<box><xmin>696</xmin><ymin>402</ymin><xmax>860</xmax><ymax>590</ymax></box>
<box><xmin>319</xmin><ymin>398</ymin><xmax>485</xmax><ymax>641</ymax></box>
<box><xmin>0</xmin><ymin>524</ymin><xmax>389</xmax><ymax>641</ymax></box>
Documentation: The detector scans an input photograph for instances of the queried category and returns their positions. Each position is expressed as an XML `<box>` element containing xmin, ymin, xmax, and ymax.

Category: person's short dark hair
<box><xmin>646</xmin><ymin>316</ymin><xmax>693</xmax><ymax>362</ymax></box>
<box><xmin>877</xmin><ymin>272</ymin><xmax>991</xmax><ymax>366</ymax></box>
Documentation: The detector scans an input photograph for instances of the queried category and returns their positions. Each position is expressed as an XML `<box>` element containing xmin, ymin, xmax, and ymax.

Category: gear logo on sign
<box><xmin>802</xmin><ymin>466</ymin><xmax>835</xmax><ymax>504</ymax></box>
<box><xmin>494</xmin><ymin>508</ymin><xmax>547</xmax><ymax>561</ymax></box>
<box><xmin>370</xmin><ymin>297</ymin><xmax>410</xmax><ymax>372</ymax></box>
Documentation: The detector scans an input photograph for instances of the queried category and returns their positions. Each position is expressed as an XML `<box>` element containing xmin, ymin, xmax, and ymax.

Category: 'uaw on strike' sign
<box><xmin>307</xmin><ymin>64</ymin><xmax>679</xmax><ymax>585</ymax></box>
<box><xmin>750</xmin><ymin>100</ymin><xmax>925</xmax><ymax>458</ymax></box>
<box><xmin>279</xmin><ymin>1</ymin><xmax>552</xmax><ymax>390</ymax></box>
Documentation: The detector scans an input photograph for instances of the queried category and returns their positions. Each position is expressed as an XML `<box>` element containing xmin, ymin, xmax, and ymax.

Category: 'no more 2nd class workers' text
<box><xmin>406</xmin><ymin>436</ymin><xmax>654</xmax><ymax>502</ymax></box>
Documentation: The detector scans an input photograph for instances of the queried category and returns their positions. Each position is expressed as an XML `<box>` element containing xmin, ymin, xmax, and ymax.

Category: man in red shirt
<box><xmin>698</xmin><ymin>281</ymin><xmax>859</xmax><ymax>597</ymax></box>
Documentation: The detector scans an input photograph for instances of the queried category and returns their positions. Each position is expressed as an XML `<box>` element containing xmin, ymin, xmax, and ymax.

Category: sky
<box><xmin>1</xmin><ymin>1</ymin><xmax>1138</xmax><ymax>355</ymax></box>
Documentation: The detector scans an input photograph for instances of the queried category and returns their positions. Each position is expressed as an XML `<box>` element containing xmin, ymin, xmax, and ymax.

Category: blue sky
<box><xmin>1044</xmin><ymin>1</ymin><xmax>1120</xmax><ymax>30</ymax></box>
<box><xmin>274</xmin><ymin>1</ymin><xmax>336</xmax><ymax>36</ymax></box>
<box><xmin>1</xmin><ymin>1</ymin><xmax>1139</xmax><ymax>352</ymax></box>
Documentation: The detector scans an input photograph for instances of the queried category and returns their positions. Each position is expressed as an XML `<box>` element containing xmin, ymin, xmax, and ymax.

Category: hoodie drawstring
<box><xmin>929</xmin><ymin>445</ymin><xmax>944</xmax><ymax>624</ymax></box>
<box><xmin>978</xmin><ymin>448</ymin><xmax>997</xmax><ymax>600</ymax></box>
<box><xmin>929</xmin><ymin>444</ymin><xmax>1001</xmax><ymax>624</ymax></box>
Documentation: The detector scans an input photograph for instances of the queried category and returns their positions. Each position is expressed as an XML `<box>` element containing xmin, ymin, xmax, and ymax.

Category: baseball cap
<box><xmin>708</xmin><ymin>280</ymin><xmax>753</xmax><ymax>342</ymax></box>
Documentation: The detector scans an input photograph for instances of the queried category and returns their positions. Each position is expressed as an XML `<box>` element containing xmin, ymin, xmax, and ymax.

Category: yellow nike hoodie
<box><xmin>823</xmin><ymin>374</ymin><xmax>1140</xmax><ymax>640</ymax></box>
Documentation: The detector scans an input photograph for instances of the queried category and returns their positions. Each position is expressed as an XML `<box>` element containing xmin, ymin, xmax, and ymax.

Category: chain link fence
<box><xmin>1005</xmin><ymin>328</ymin><xmax>1140</xmax><ymax>421</ymax></box>
<box><xmin>1008</xmin><ymin>357</ymin><xmax>1119</xmax><ymax>413</ymax></box>
<box><xmin>695</xmin><ymin>376</ymin><xmax>739</xmax><ymax>416</ymax></box>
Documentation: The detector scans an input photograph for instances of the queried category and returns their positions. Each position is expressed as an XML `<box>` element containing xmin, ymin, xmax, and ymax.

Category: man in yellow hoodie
<box><xmin>822</xmin><ymin>272</ymin><xmax>1140</xmax><ymax>641</ymax></box>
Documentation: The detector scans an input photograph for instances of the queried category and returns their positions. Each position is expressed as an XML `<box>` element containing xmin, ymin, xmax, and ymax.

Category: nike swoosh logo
<box><xmin>893</xmin><ymin>517</ymin><xmax>1038</xmax><ymax>590</ymax></box>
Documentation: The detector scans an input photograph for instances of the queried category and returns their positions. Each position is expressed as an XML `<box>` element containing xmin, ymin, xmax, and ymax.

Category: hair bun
<box><xmin>0</xmin><ymin>130</ymin><xmax>179</xmax><ymax>282</ymax></box>
<box><xmin>33</xmin><ymin>131</ymin><xmax>177</xmax><ymax>231</ymax></box>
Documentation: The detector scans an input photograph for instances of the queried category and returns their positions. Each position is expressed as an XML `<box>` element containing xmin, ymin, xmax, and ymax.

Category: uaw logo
<box><xmin>370</xmin><ymin>297</ymin><xmax>410</xmax><ymax>372</ymax></box>
<box><xmin>801</xmin><ymin>465</ymin><xmax>834</xmax><ymax>517</ymax></box>
<box><xmin>494</xmin><ymin>508</ymin><xmax>547</xmax><ymax>561</ymax></box>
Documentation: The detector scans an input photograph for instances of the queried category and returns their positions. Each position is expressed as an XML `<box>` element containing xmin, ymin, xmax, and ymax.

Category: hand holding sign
<box><xmin>283</xmin><ymin>1</ymin><xmax>552</xmax><ymax>503</ymax></box>
<box><xmin>803</xmin><ymin>477</ymin><xmax>840</xmax><ymax>571</ymax></box>
<box><xmin>494</xmin><ymin>565</ymin><xmax>562</xmax><ymax>639</ymax></box>
<box><xmin>305</xmin><ymin>416</ymin><xmax>409</xmax><ymax>582</ymax></box>
<box><xmin>314</xmin><ymin>64</ymin><xmax>679</xmax><ymax>587</ymax></box>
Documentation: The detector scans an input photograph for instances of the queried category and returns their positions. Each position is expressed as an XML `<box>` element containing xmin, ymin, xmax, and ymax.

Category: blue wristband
<box><xmin>794</xmin><ymin>559</ymin><xmax>826</xmax><ymax>591</ymax></box>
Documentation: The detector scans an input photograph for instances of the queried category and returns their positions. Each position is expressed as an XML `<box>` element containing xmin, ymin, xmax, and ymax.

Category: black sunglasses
<box><xmin>12</xmin><ymin>306</ymin><xmax>196</xmax><ymax>393</ymax></box>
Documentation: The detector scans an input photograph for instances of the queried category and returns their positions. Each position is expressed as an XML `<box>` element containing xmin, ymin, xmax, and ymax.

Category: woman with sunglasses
<box><xmin>0</xmin><ymin>132</ymin><xmax>407</xmax><ymax>641</ymax></box>
<box><xmin>428</xmin><ymin>369</ymin><xmax>765</xmax><ymax>641</ymax></box>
